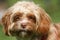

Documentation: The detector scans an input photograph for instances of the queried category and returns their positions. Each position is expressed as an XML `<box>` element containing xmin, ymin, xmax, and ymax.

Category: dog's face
<box><xmin>2</xmin><ymin>1</ymin><xmax>51</xmax><ymax>38</ymax></box>
<box><xmin>9</xmin><ymin>11</ymin><xmax>37</xmax><ymax>37</ymax></box>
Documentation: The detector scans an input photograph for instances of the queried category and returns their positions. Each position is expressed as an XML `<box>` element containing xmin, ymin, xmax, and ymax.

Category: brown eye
<box><xmin>13</xmin><ymin>15</ymin><xmax>20</xmax><ymax>22</ymax></box>
<box><xmin>29</xmin><ymin>16</ymin><xmax>34</xmax><ymax>19</ymax></box>
<box><xmin>12</xmin><ymin>12</ymin><xmax>23</xmax><ymax>22</ymax></box>
<box><xmin>28</xmin><ymin>16</ymin><xmax>36</xmax><ymax>23</ymax></box>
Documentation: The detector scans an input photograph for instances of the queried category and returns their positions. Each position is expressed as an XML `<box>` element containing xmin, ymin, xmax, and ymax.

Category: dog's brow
<box><xmin>27</xmin><ymin>13</ymin><xmax>34</xmax><ymax>16</ymax></box>
<box><xmin>13</xmin><ymin>12</ymin><xmax>23</xmax><ymax>16</ymax></box>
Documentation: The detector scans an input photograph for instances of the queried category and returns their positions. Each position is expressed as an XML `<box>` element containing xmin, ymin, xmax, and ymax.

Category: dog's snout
<box><xmin>20</xmin><ymin>19</ymin><xmax>28</xmax><ymax>28</ymax></box>
<box><xmin>21</xmin><ymin>23</ymin><xmax>27</xmax><ymax>28</ymax></box>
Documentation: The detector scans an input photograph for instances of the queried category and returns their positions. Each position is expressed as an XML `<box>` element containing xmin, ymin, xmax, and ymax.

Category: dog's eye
<box><xmin>13</xmin><ymin>15</ymin><xmax>20</xmax><ymax>22</ymax></box>
<box><xmin>12</xmin><ymin>12</ymin><xmax>23</xmax><ymax>22</ymax></box>
<box><xmin>28</xmin><ymin>16</ymin><xmax>36</xmax><ymax>23</ymax></box>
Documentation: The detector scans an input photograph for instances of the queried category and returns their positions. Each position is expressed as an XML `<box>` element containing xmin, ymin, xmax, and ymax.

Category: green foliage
<box><xmin>7</xmin><ymin>0</ymin><xmax>18</xmax><ymax>7</ymax></box>
<box><xmin>0</xmin><ymin>25</ymin><xmax>16</xmax><ymax>40</ymax></box>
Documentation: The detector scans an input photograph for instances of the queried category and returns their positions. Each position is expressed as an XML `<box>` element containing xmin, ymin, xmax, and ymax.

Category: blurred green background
<box><xmin>0</xmin><ymin>0</ymin><xmax>60</xmax><ymax>40</ymax></box>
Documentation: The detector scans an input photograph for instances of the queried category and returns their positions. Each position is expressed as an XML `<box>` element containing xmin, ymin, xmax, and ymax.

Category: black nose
<box><xmin>21</xmin><ymin>23</ymin><xmax>26</xmax><ymax>28</ymax></box>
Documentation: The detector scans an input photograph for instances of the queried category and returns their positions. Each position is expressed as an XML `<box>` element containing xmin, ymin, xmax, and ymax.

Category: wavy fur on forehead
<box><xmin>2</xmin><ymin>1</ymin><xmax>52</xmax><ymax>35</ymax></box>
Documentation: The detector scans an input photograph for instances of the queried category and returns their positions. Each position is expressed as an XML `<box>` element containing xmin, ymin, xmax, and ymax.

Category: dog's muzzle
<box><xmin>9</xmin><ymin>29</ymin><xmax>33</xmax><ymax>37</ymax></box>
<box><xmin>9</xmin><ymin>22</ymin><xmax>35</xmax><ymax>38</ymax></box>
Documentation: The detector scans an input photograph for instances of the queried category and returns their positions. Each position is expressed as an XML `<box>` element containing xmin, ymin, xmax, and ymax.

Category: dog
<box><xmin>1</xmin><ymin>1</ymin><xmax>60</xmax><ymax>40</ymax></box>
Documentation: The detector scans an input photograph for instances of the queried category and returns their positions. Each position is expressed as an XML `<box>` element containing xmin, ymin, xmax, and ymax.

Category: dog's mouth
<box><xmin>9</xmin><ymin>30</ymin><xmax>33</xmax><ymax>37</ymax></box>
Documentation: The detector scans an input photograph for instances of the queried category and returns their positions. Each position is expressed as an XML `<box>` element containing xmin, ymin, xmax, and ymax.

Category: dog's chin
<box><xmin>18</xmin><ymin>30</ymin><xmax>32</xmax><ymax>38</ymax></box>
<box><xmin>10</xmin><ymin>30</ymin><xmax>33</xmax><ymax>38</ymax></box>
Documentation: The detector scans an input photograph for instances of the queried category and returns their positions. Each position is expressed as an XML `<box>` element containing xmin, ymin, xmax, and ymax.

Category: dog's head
<box><xmin>2</xmin><ymin>1</ymin><xmax>51</xmax><ymax>38</ymax></box>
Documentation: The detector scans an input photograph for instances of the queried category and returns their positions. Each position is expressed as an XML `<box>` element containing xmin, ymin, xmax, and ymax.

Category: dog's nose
<box><xmin>21</xmin><ymin>23</ymin><xmax>27</xmax><ymax>28</ymax></box>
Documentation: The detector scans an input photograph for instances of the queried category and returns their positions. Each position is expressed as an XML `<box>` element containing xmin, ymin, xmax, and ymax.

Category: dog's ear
<box><xmin>2</xmin><ymin>10</ymin><xmax>11</xmax><ymax>36</ymax></box>
<box><xmin>37</xmin><ymin>8</ymin><xmax>52</xmax><ymax>34</ymax></box>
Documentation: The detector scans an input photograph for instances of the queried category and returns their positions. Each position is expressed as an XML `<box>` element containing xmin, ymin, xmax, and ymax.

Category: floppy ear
<box><xmin>2</xmin><ymin>11</ymin><xmax>11</xmax><ymax>36</ymax></box>
<box><xmin>37</xmin><ymin>8</ymin><xmax>52</xmax><ymax>34</ymax></box>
